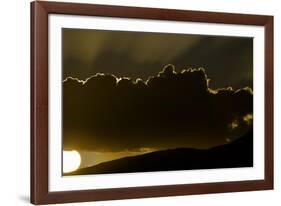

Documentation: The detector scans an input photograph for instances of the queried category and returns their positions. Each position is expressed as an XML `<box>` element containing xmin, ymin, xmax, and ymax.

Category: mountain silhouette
<box><xmin>67</xmin><ymin>129</ymin><xmax>253</xmax><ymax>176</ymax></box>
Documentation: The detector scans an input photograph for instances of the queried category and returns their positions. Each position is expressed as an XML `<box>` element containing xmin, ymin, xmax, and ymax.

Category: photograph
<box><xmin>62</xmin><ymin>28</ymin><xmax>254</xmax><ymax>176</ymax></box>
<box><xmin>30</xmin><ymin>1</ymin><xmax>273</xmax><ymax>204</ymax></box>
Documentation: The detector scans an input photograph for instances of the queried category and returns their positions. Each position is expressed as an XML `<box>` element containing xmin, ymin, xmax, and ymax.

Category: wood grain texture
<box><xmin>30</xmin><ymin>1</ymin><xmax>274</xmax><ymax>204</ymax></box>
<box><xmin>30</xmin><ymin>1</ymin><xmax>49</xmax><ymax>204</ymax></box>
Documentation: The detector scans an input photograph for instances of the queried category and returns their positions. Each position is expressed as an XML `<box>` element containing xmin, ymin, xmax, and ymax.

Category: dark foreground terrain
<box><xmin>66</xmin><ymin>130</ymin><xmax>253</xmax><ymax>176</ymax></box>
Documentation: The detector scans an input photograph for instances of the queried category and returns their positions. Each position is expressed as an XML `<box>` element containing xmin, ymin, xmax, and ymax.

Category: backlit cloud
<box><xmin>63</xmin><ymin>65</ymin><xmax>253</xmax><ymax>152</ymax></box>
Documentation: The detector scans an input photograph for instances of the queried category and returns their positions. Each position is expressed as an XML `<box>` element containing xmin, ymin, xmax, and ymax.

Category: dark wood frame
<box><xmin>31</xmin><ymin>0</ymin><xmax>274</xmax><ymax>204</ymax></box>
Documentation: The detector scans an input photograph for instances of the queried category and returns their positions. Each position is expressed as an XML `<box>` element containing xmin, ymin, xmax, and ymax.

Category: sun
<box><xmin>63</xmin><ymin>150</ymin><xmax>81</xmax><ymax>173</ymax></box>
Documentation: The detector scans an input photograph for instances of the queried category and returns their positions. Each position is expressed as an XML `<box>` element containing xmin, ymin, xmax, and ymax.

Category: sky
<box><xmin>62</xmin><ymin>28</ymin><xmax>253</xmax><ymax>169</ymax></box>
<box><xmin>63</xmin><ymin>28</ymin><xmax>253</xmax><ymax>89</ymax></box>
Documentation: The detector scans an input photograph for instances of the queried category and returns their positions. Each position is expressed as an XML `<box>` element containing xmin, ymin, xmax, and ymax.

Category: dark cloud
<box><xmin>63</xmin><ymin>29</ymin><xmax>253</xmax><ymax>89</ymax></box>
<box><xmin>63</xmin><ymin>65</ymin><xmax>253</xmax><ymax>152</ymax></box>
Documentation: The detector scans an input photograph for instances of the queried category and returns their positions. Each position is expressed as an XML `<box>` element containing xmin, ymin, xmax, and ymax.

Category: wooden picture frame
<box><xmin>31</xmin><ymin>0</ymin><xmax>274</xmax><ymax>204</ymax></box>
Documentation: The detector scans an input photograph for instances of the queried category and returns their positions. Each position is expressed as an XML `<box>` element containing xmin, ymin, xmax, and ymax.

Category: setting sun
<box><xmin>63</xmin><ymin>150</ymin><xmax>81</xmax><ymax>173</ymax></box>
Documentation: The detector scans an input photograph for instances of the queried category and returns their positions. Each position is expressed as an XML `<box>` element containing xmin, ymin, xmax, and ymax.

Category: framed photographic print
<box><xmin>30</xmin><ymin>0</ymin><xmax>274</xmax><ymax>204</ymax></box>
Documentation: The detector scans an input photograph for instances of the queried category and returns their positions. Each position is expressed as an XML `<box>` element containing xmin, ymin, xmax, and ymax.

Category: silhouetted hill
<box><xmin>67</xmin><ymin>129</ymin><xmax>253</xmax><ymax>176</ymax></box>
